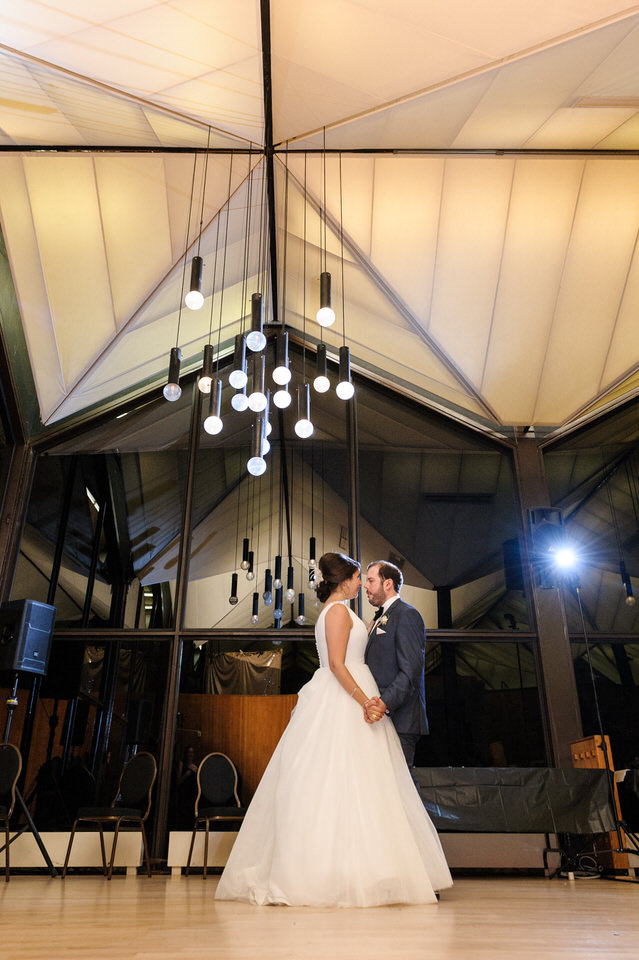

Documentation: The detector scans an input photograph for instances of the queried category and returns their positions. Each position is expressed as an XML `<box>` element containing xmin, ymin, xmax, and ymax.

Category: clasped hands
<box><xmin>363</xmin><ymin>696</ymin><xmax>386</xmax><ymax>723</ymax></box>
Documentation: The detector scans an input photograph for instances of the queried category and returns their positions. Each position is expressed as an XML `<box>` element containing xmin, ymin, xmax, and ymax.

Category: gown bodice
<box><xmin>314</xmin><ymin>601</ymin><xmax>369</xmax><ymax>667</ymax></box>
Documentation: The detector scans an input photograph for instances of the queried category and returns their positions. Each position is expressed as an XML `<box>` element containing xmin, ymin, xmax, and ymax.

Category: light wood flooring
<box><xmin>0</xmin><ymin>874</ymin><xmax>637</xmax><ymax>959</ymax></box>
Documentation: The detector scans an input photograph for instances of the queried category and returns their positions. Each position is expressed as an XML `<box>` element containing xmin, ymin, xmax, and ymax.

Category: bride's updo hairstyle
<box><xmin>316</xmin><ymin>552</ymin><xmax>360</xmax><ymax>603</ymax></box>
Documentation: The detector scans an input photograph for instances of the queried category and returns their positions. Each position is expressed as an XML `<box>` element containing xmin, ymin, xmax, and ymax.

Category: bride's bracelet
<box><xmin>350</xmin><ymin>685</ymin><xmax>359</xmax><ymax>698</ymax></box>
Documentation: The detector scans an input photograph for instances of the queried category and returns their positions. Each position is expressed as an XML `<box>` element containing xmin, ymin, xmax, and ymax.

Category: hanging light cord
<box><xmin>215</xmin><ymin>153</ymin><xmax>234</xmax><ymax>371</ymax></box>
<box><xmin>195</xmin><ymin>127</ymin><xmax>212</xmax><ymax>259</ymax></box>
<box><xmin>207</xmin><ymin>159</ymin><xmax>223</xmax><ymax>348</ymax></box>
<box><xmin>240</xmin><ymin>147</ymin><xmax>254</xmax><ymax>332</ymax></box>
<box><xmin>280</xmin><ymin>144</ymin><xmax>289</xmax><ymax>328</ymax></box>
<box><xmin>176</xmin><ymin>152</ymin><xmax>198</xmax><ymax>346</ymax></box>
<box><xmin>339</xmin><ymin>151</ymin><xmax>346</xmax><ymax>347</ymax></box>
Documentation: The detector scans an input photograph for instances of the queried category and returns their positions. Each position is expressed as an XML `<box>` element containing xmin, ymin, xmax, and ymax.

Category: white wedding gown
<box><xmin>215</xmin><ymin>601</ymin><xmax>452</xmax><ymax>907</ymax></box>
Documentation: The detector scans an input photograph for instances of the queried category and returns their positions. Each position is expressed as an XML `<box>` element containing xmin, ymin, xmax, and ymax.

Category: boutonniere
<box><xmin>377</xmin><ymin>614</ymin><xmax>388</xmax><ymax>628</ymax></box>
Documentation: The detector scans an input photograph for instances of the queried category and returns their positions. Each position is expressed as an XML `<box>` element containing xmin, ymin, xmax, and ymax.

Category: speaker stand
<box><xmin>0</xmin><ymin>675</ymin><xmax>57</xmax><ymax>877</ymax></box>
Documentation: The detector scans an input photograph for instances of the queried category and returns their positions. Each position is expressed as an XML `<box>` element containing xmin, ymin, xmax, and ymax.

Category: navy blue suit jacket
<box><xmin>364</xmin><ymin>597</ymin><xmax>428</xmax><ymax>736</ymax></box>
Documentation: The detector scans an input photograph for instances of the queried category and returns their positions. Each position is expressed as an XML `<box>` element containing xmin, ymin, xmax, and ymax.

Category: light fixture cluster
<box><xmin>162</xmin><ymin>148</ymin><xmax>355</xmax><ymax>474</ymax></box>
<box><xmin>230</xmin><ymin>539</ymin><xmax>320</xmax><ymax>627</ymax></box>
<box><xmin>164</xmin><ymin>328</ymin><xmax>355</xmax><ymax>475</ymax></box>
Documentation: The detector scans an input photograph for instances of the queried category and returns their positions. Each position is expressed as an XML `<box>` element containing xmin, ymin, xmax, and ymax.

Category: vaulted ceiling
<box><xmin>2</xmin><ymin>2</ymin><xmax>639</xmax><ymax>438</ymax></box>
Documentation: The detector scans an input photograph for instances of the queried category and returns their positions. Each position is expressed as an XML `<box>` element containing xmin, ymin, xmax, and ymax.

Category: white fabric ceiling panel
<box><xmin>481</xmin><ymin>158</ymin><xmax>585</xmax><ymax>425</ymax></box>
<box><xmin>367</xmin><ymin>157</ymin><xmax>443</xmax><ymax>326</ymax></box>
<box><xmin>602</xmin><ymin>231</ymin><xmax>639</xmax><ymax>390</ymax></box>
<box><xmin>454</xmin><ymin>16</ymin><xmax>639</xmax><ymax>149</ymax></box>
<box><xmin>23</xmin><ymin>156</ymin><xmax>115</xmax><ymax>385</ymax></box>
<box><xmin>535</xmin><ymin>158</ymin><xmax>639</xmax><ymax>424</ymax></box>
<box><xmin>429</xmin><ymin>158</ymin><xmax>515</xmax><ymax>390</ymax></box>
<box><xmin>0</xmin><ymin>154</ymin><xmax>65</xmax><ymax>417</ymax></box>
<box><xmin>294</xmin><ymin>73</ymin><xmax>495</xmax><ymax>151</ymax></box>
<box><xmin>95</xmin><ymin>156</ymin><xmax>174</xmax><ymax>327</ymax></box>
<box><xmin>528</xmin><ymin>107</ymin><xmax>638</xmax><ymax>149</ymax></box>
<box><xmin>14</xmin><ymin>0</ymin><xmax>264</xmax><ymax>143</ymax></box>
<box><xmin>271</xmin><ymin>0</ymin><xmax>639</xmax><ymax>144</ymax></box>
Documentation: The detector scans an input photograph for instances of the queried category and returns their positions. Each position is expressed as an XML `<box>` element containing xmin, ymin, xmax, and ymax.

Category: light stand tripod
<box><xmin>571</xmin><ymin>581</ymin><xmax>639</xmax><ymax>881</ymax></box>
<box><xmin>0</xmin><ymin>674</ymin><xmax>57</xmax><ymax>877</ymax></box>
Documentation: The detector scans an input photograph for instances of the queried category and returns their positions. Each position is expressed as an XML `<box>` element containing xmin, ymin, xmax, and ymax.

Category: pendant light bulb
<box><xmin>247</xmin><ymin>457</ymin><xmax>266</xmax><ymax>476</ymax></box>
<box><xmin>247</xmin><ymin>413</ymin><xmax>267</xmax><ymax>476</ymax></box>
<box><xmin>336</xmin><ymin>345</ymin><xmax>354</xmax><ymax>400</ymax></box>
<box><xmin>198</xmin><ymin>343</ymin><xmax>214</xmax><ymax>394</ymax></box>
<box><xmin>250</xmin><ymin>592</ymin><xmax>260</xmax><ymax>624</ymax></box>
<box><xmin>274</xmin><ymin>555</ymin><xmax>282</xmax><ymax>590</ymax></box>
<box><xmin>295</xmin><ymin>383</ymin><xmax>314</xmax><ymax>439</ymax></box>
<box><xmin>273</xmin><ymin>586</ymin><xmax>283</xmax><ymax>621</ymax></box>
<box><xmin>231</xmin><ymin>388</ymin><xmax>249</xmax><ymax>412</ymax></box>
<box><xmin>273</xmin><ymin>332</ymin><xmax>291</xmax><ymax>385</ymax></box>
<box><xmin>203</xmin><ymin>378</ymin><xmax>223</xmax><ymax>435</ymax></box>
<box><xmin>285</xmin><ymin>564</ymin><xmax>295</xmax><ymax>603</ymax></box>
<box><xmin>316</xmin><ymin>271</ymin><xmax>336</xmax><ymax>327</ymax></box>
<box><xmin>313</xmin><ymin>343</ymin><xmax>330</xmax><ymax>393</ymax></box>
<box><xmin>263</xmin><ymin>568</ymin><xmax>273</xmax><ymax>606</ymax></box>
<box><xmin>185</xmin><ymin>256</ymin><xmax>204</xmax><ymax>310</ymax></box>
<box><xmin>273</xmin><ymin>387</ymin><xmax>292</xmax><ymax>409</ymax></box>
<box><xmin>296</xmin><ymin>593</ymin><xmax>306</xmax><ymax>625</ymax></box>
<box><xmin>229</xmin><ymin>572</ymin><xmax>239</xmax><ymax>605</ymax></box>
<box><xmin>163</xmin><ymin>346</ymin><xmax>182</xmax><ymax>402</ymax></box>
<box><xmin>229</xmin><ymin>334</ymin><xmax>248</xmax><ymax>389</ymax></box>
<box><xmin>246</xmin><ymin>292</ymin><xmax>266</xmax><ymax>352</ymax></box>
<box><xmin>248</xmin><ymin>353</ymin><xmax>267</xmax><ymax>412</ymax></box>
<box><xmin>246</xmin><ymin>550</ymin><xmax>255</xmax><ymax>581</ymax></box>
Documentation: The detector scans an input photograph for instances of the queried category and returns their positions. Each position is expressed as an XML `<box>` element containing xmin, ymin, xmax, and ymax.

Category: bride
<box><xmin>215</xmin><ymin>552</ymin><xmax>452</xmax><ymax>907</ymax></box>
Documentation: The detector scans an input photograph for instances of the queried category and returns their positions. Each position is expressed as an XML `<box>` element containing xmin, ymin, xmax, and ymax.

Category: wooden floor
<box><xmin>0</xmin><ymin>874</ymin><xmax>637</xmax><ymax>959</ymax></box>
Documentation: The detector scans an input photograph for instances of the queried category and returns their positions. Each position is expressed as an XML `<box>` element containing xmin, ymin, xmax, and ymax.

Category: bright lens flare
<box><xmin>554</xmin><ymin>547</ymin><xmax>577</xmax><ymax>569</ymax></box>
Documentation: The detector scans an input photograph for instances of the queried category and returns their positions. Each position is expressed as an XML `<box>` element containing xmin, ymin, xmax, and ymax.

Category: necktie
<box><xmin>373</xmin><ymin>607</ymin><xmax>384</xmax><ymax>621</ymax></box>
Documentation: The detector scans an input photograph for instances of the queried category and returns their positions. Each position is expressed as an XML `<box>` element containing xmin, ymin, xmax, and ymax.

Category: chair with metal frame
<box><xmin>62</xmin><ymin>751</ymin><xmax>157</xmax><ymax>880</ymax></box>
<box><xmin>0</xmin><ymin>743</ymin><xmax>22</xmax><ymax>882</ymax></box>
<box><xmin>185</xmin><ymin>752</ymin><xmax>247</xmax><ymax>878</ymax></box>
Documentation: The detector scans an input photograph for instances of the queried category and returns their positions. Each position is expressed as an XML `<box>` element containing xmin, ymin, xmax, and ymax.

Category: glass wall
<box><xmin>355</xmin><ymin>377</ymin><xmax>528</xmax><ymax>632</ymax></box>
<box><xmin>418</xmin><ymin>637</ymin><xmax>545</xmax><ymax>767</ymax></box>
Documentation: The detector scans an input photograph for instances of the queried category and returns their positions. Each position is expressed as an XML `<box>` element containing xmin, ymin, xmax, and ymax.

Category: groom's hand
<box><xmin>364</xmin><ymin>697</ymin><xmax>385</xmax><ymax>723</ymax></box>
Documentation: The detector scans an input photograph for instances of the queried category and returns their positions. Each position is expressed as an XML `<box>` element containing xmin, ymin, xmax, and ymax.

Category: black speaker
<box><xmin>0</xmin><ymin>599</ymin><xmax>55</xmax><ymax>676</ymax></box>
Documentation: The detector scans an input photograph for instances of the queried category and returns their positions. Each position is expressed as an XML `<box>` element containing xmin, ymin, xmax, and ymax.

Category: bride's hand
<box><xmin>364</xmin><ymin>697</ymin><xmax>384</xmax><ymax>723</ymax></box>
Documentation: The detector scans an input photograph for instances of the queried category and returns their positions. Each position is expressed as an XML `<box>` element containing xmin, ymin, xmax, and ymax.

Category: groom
<box><xmin>364</xmin><ymin>561</ymin><xmax>428</xmax><ymax>769</ymax></box>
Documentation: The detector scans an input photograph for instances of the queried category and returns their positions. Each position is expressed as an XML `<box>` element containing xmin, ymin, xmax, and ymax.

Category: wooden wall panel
<box><xmin>178</xmin><ymin>694</ymin><xmax>297</xmax><ymax>803</ymax></box>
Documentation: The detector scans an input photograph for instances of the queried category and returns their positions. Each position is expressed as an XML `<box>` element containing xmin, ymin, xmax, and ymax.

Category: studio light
<box><xmin>553</xmin><ymin>546</ymin><xmax>577</xmax><ymax>569</ymax></box>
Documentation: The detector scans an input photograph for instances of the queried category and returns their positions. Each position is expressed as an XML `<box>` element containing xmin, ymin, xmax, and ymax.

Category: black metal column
<box><xmin>152</xmin><ymin>384</ymin><xmax>202</xmax><ymax>858</ymax></box>
<box><xmin>513</xmin><ymin>437</ymin><xmax>582</xmax><ymax>765</ymax></box>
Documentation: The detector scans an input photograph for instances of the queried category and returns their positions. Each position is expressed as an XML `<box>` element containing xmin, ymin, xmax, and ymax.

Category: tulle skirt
<box><xmin>215</xmin><ymin>664</ymin><xmax>452</xmax><ymax>907</ymax></box>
